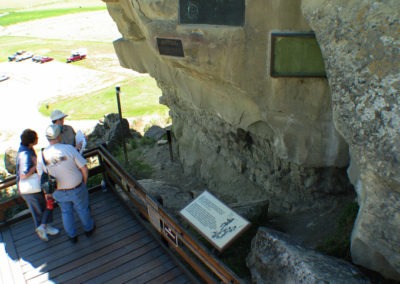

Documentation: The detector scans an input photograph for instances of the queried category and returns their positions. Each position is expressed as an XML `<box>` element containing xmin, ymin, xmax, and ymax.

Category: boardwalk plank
<box><xmin>71</xmin><ymin>243</ymin><xmax>163</xmax><ymax>283</ymax></box>
<box><xmin>52</xmin><ymin>230</ymin><xmax>154</xmax><ymax>283</ymax></box>
<box><xmin>10</xmin><ymin>190</ymin><xmax>114</xmax><ymax>240</ymax></box>
<box><xmin>22</xmin><ymin>223</ymin><xmax>144</xmax><ymax>280</ymax></box>
<box><xmin>165</xmin><ymin>273</ymin><xmax>194</xmax><ymax>284</ymax></box>
<box><xmin>148</xmin><ymin>267</ymin><xmax>190</xmax><ymax>284</ymax></box>
<box><xmin>20</xmin><ymin>211</ymin><xmax>138</xmax><ymax>265</ymax></box>
<box><xmin>0</xmin><ymin>229</ymin><xmax>25</xmax><ymax>284</ymax></box>
<box><xmin>13</xmin><ymin>195</ymin><xmax>124</xmax><ymax>251</ymax></box>
<box><xmin>0</xmin><ymin>189</ymin><xmax>196</xmax><ymax>284</ymax></box>
<box><xmin>116</xmin><ymin>256</ymin><xmax>177</xmax><ymax>283</ymax></box>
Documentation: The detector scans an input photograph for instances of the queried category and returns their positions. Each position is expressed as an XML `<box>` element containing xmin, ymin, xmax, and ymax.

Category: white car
<box><xmin>0</xmin><ymin>74</ymin><xmax>9</xmax><ymax>82</ymax></box>
<box><xmin>15</xmin><ymin>52</ymin><xmax>33</xmax><ymax>62</ymax></box>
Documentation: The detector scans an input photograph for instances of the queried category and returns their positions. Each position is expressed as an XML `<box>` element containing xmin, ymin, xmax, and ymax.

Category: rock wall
<box><xmin>302</xmin><ymin>0</ymin><xmax>400</xmax><ymax>280</ymax></box>
<box><xmin>103</xmin><ymin>0</ymin><xmax>399</xmax><ymax>280</ymax></box>
<box><xmin>103</xmin><ymin>0</ymin><xmax>350</xmax><ymax>212</ymax></box>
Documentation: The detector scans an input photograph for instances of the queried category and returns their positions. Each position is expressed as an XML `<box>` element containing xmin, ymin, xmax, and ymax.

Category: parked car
<box><xmin>40</xmin><ymin>56</ymin><xmax>54</xmax><ymax>64</ymax></box>
<box><xmin>66</xmin><ymin>53</ymin><xmax>86</xmax><ymax>63</ymax></box>
<box><xmin>0</xmin><ymin>74</ymin><xmax>9</xmax><ymax>82</ymax></box>
<box><xmin>8</xmin><ymin>50</ymin><xmax>25</xmax><ymax>61</ymax></box>
<box><xmin>32</xmin><ymin>55</ymin><xmax>43</xmax><ymax>62</ymax></box>
<box><xmin>16</xmin><ymin>52</ymin><xmax>33</xmax><ymax>62</ymax></box>
<box><xmin>66</xmin><ymin>48</ymin><xmax>87</xmax><ymax>63</ymax></box>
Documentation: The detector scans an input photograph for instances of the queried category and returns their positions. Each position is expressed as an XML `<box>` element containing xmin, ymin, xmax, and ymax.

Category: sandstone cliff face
<box><xmin>103</xmin><ymin>0</ymin><xmax>399</xmax><ymax>280</ymax></box>
<box><xmin>104</xmin><ymin>0</ymin><xmax>349</xmax><ymax>211</ymax></box>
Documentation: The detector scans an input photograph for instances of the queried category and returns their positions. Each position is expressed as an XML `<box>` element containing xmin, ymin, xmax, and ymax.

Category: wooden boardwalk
<box><xmin>0</xmin><ymin>189</ymin><xmax>198</xmax><ymax>284</ymax></box>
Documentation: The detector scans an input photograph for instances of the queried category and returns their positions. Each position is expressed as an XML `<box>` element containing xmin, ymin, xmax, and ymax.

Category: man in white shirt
<box><xmin>38</xmin><ymin>124</ymin><xmax>95</xmax><ymax>243</ymax></box>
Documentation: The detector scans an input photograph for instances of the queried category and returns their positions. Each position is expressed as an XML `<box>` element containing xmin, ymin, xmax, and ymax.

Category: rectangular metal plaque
<box><xmin>179</xmin><ymin>0</ymin><xmax>245</xmax><ymax>26</ymax></box>
<box><xmin>157</xmin><ymin>38</ymin><xmax>184</xmax><ymax>57</ymax></box>
<box><xmin>180</xmin><ymin>191</ymin><xmax>250</xmax><ymax>251</ymax></box>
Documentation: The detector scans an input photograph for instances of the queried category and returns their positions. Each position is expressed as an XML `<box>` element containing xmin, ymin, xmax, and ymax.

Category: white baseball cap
<box><xmin>45</xmin><ymin>124</ymin><xmax>62</xmax><ymax>140</ymax></box>
<box><xmin>50</xmin><ymin>110</ymin><xmax>68</xmax><ymax>121</ymax></box>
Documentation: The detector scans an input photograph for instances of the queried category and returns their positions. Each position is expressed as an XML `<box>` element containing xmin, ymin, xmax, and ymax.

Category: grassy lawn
<box><xmin>0</xmin><ymin>7</ymin><xmax>106</xmax><ymax>26</ymax></box>
<box><xmin>38</xmin><ymin>77</ymin><xmax>168</xmax><ymax>121</ymax></box>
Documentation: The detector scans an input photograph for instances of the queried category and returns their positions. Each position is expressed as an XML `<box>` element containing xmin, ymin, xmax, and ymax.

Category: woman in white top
<box><xmin>16</xmin><ymin>129</ymin><xmax>59</xmax><ymax>242</ymax></box>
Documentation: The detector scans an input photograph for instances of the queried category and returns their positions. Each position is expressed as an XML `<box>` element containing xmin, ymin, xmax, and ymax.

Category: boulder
<box><xmin>302</xmin><ymin>0</ymin><xmax>400</xmax><ymax>279</ymax></box>
<box><xmin>86</xmin><ymin>113</ymin><xmax>141</xmax><ymax>151</ymax></box>
<box><xmin>144</xmin><ymin>125</ymin><xmax>166</xmax><ymax>141</ymax></box>
<box><xmin>4</xmin><ymin>147</ymin><xmax>17</xmax><ymax>175</ymax></box>
<box><xmin>246</xmin><ymin>227</ymin><xmax>370</xmax><ymax>284</ymax></box>
<box><xmin>138</xmin><ymin>179</ymin><xmax>192</xmax><ymax>214</ymax></box>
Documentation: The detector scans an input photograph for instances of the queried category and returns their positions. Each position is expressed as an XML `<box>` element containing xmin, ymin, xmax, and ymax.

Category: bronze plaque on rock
<box><xmin>157</xmin><ymin>38</ymin><xmax>184</xmax><ymax>57</ymax></box>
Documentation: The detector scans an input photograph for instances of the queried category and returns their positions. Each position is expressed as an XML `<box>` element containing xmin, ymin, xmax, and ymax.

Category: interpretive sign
<box><xmin>271</xmin><ymin>32</ymin><xmax>326</xmax><ymax>77</ymax></box>
<box><xmin>180</xmin><ymin>191</ymin><xmax>250</xmax><ymax>251</ymax></box>
<box><xmin>156</xmin><ymin>38</ymin><xmax>184</xmax><ymax>57</ymax></box>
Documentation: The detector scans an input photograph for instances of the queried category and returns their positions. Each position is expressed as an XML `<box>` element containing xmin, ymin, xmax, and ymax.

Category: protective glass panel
<box><xmin>271</xmin><ymin>33</ymin><xmax>326</xmax><ymax>77</ymax></box>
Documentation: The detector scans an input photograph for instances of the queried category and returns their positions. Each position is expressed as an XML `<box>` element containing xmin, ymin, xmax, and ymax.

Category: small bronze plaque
<box><xmin>157</xmin><ymin>38</ymin><xmax>184</xmax><ymax>57</ymax></box>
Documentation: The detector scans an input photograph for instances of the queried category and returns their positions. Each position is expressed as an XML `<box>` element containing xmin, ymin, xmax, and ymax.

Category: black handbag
<box><xmin>40</xmin><ymin>149</ymin><xmax>57</xmax><ymax>194</ymax></box>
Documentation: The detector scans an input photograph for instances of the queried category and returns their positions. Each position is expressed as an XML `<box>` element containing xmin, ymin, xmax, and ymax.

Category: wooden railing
<box><xmin>0</xmin><ymin>145</ymin><xmax>243</xmax><ymax>283</ymax></box>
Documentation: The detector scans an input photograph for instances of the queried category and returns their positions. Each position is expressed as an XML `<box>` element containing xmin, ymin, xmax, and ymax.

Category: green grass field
<box><xmin>0</xmin><ymin>7</ymin><xmax>106</xmax><ymax>26</ymax></box>
<box><xmin>38</xmin><ymin>77</ymin><xmax>168</xmax><ymax>121</ymax></box>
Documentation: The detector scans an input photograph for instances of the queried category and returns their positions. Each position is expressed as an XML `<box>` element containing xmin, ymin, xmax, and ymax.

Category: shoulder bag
<box><xmin>40</xmin><ymin>148</ymin><xmax>57</xmax><ymax>194</ymax></box>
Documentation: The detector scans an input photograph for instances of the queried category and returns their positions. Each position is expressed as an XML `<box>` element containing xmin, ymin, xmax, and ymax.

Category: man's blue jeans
<box><xmin>53</xmin><ymin>183</ymin><xmax>94</xmax><ymax>238</ymax></box>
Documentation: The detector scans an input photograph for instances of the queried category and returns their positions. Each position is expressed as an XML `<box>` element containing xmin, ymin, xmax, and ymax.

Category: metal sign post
<box><xmin>116</xmin><ymin>85</ymin><xmax>128</xmax><ymax>165</ymax></box>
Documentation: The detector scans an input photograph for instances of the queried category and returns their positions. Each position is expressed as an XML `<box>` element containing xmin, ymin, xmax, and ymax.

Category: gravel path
<box><xmin>0</xmin><ymin>10</ymin><xmax>125</xmax><ymax>152</ymax></box>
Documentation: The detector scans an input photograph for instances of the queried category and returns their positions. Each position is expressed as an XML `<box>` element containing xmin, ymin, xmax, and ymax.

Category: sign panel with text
<box><xmin>180</xmin><ymin>191</ymin><xmax>250</xmax><ymax>251</ymax></box>
<box><xmin>156</xmin><ymin>38</ymin><xmax>184</xmax><ymax>57</ymax></box>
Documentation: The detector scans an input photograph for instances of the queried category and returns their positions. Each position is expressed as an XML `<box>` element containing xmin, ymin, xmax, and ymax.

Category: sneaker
<box><xmin>46</xmin><ymin>225</ymin><xmax>60</xmax><ymax>236</ymax></box>
<box><xmin>36</xmin><ymin>226</ymin><xmax>48</xmax><ymax>242</ymax></box>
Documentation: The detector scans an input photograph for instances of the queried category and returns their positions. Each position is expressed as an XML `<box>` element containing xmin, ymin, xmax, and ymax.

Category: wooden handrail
<box><xmin>0</xmin><ymin>145</ymin><xmax>243</xmax><ymax>283</ymax></box>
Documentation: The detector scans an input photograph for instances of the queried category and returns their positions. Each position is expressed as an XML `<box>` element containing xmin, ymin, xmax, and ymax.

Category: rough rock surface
<box><xmin>103</xmin><ymin>0</ymin><xmax>351</xmax><ymax>214</ymax></box>
<box><xmin>302</xmin><ymin>0</ymin><xmax>400</xmax><ymax>279</ymax></box>
<box><xmin>103</xmin><ymin>0</ymin><xmax>399</xmax><ymax>281</ymax></box>
<box><xmin>246</xmin><ymin>227</ymin><xmax>370</xmax><ymax>284</ymax></box>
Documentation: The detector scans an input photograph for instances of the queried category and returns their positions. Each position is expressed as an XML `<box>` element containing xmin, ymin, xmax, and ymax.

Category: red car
<box><xmin>66</xmin><ymin>53</ymin><xmax>86</xmax><ymax>63</ymax></box>
<box><xmin>40</xmin><ymin>56</ymin><xmax>54</xmax><ymax>63</ymax></box>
